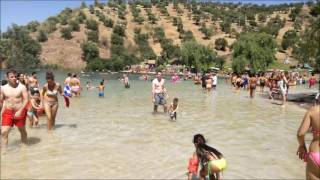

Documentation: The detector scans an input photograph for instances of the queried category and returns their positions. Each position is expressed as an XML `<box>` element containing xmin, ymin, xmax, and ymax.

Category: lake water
<box><xmin>0</xmin><ymin>70</ymin><xmax>317</xmax><ymax>179</ymax></box>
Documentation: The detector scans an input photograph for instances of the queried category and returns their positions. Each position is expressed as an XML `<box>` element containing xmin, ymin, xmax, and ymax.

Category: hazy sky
<box><xmin>0</xmin><ymin>0</ymin><xmax>307</xmax><ymax>32</ymax></box>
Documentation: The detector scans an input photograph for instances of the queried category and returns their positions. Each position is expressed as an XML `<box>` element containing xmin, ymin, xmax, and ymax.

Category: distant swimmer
<box><xmin>168</xmin><ymin>97</ymin><xmax>179</xmax><ymax>120</ymax></box>
<box><xmin>152</xmin><ymin>72</ymin><xmax>168</xmax><ymax>113</ymax></box>
<box><xmin>1</xmin><ymin>69</ymin><xmax>29</xmax><ymax>148</ymax></box>
<box><xmin>188</xmin><ymin>134</ymin><xmax>227</xmax><ymax>180</ymax></box>
<box><xmin>171</xmin><ymin>73</ymin><xmax>180</xmax><ymax>84</ymax></box>
<box><xmin>98</xmin><ymin>81</ymin><xmax>105</xmax><ymax>98</ymax></box>
<box><xmin>297</xmin><ymin>97</ymin><xmax>320</xmax><ymax>179</ymax></box>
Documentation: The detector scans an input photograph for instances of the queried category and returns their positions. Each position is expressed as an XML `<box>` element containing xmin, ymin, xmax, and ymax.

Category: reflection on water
<box><xmin>1</xmin><ymin>71</ymin><xmax>317</xmax><ymax>179</ymax></box>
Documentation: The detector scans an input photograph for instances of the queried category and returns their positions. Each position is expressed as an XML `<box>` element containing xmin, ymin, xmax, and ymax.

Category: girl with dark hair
<box><xmin>188</xmin><ymin>134</ymin><xmax>226</xmax><ymax>180</ymax></box>
<box><xmin>42</xmin><ymin>71</ymin><xmax>64</xmax><ymax>131</ymax></box>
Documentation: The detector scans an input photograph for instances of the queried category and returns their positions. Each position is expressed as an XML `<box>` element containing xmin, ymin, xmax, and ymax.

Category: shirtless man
<box><xmin>152</xmin><ymin>72</ymin><xmax>168</xmax><ymax>113</ymax></box>
<box><xmin>28</xmin><ymin>72</ymin><xmax>39</xmax><ymax>90</ymax></box>
<box><xmin>0</xmin><ymin>69</ymin><xmax>29</xmax><ymax>148</ymax></box>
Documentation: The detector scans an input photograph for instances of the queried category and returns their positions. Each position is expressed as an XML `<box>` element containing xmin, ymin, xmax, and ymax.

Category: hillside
<box><xmin>1</xmin><ymin>1</ymin><xmax>318</xmax><ymax>70</ymax></box>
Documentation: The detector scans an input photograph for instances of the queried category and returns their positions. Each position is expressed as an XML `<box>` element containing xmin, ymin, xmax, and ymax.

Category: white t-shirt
<box><xmin>152</xmin><ymin>78</ymin><xmax>165</xmax><ymax>94</ymax></box>
<box><xmin>278</xmin><ymin>79</ymin><xmax>287</xmax><ymax>93</ymax></box>
<box><xmin>212</xmin><ymin>76</ymin><xmax>218</xmax><ymax>85</ymax></box>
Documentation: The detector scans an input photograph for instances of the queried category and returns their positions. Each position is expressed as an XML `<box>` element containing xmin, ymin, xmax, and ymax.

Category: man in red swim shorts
<box><xmin>1</xmin><ymin>69</ymin><xmax>29</xmax><ymax>148</ymax></box>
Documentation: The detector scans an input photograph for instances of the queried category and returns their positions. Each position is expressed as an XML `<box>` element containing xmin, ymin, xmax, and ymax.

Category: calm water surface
<box><xmin>0</xmin><ymin>70</ymin><xmax>317</xmax><ymax>179</ymax></box>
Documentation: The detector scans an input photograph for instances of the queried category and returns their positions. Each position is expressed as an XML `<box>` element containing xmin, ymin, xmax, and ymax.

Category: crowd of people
<box><xmin>0</xmin><ymin>68</ymin><xmax>319</xmax><ymax>179</ymax></box>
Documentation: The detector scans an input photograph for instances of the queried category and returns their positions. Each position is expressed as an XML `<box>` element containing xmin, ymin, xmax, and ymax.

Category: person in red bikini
<box><xmin>297</xmin><ymin>95</ymin><xmax>320</xmax><ymax>179</ymax></box>
<box><xmin>0</xmin><ymin>69</ymin><xmax>29</xmax><ymax>148</ymax></box>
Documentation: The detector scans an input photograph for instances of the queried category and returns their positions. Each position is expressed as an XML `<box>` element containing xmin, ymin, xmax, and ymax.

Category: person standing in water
<box><xmin>70</xmin><ymin>73</ymin><xmax>81</xmax><ymax>97</ymax></box>
<box><xmin>205</xmin><ymin>74</ymin><xmax>213</xmax><ymax>93</ymax></box>
<box><xmin>152</xmin><ymin>72</ymin><xmax>168</xmax><ymax>113</ymax></box>
<box><xmin>168</xmin><ymin>98</ymin><xmax>179</xmax><ymax>120</ymax></box>
<box><xmin>28</xmin><ymin>72</ymin><xmax>39</xmax><ymax>90</ymax></box>
<box><xmin>98</xmin><ymin>81</ymin><xmax>105</xmax><ymax>98</ymax></box>
<box><xmin>122</xmin><ymin>74</ymin><xmax>130</xmax><ymax>88</ymax></box>
<box><xmin>259</xmin><ymin>73</ymin><xmax>267</xmax><ymax>93</ymax></box>
<box><xmin>308</xmin><ymin>73</ymin><xmax>317</xmax><ymax>89</ymax></box>
<box><xmin>212</xmin><ymin>73</ymin><xmax>218</xmax><ymax>90</ymax></box>
<box><xmin>297</xmin><ymin>96</ymin><xmax>320</xmax><ymax>179</ymax></box>
<box><xmin>278</xmin><ymin>72</ymin><xmax>288</xmax><ymax>106</ymax></box>
<box><xmin>42</xmin><ymin>71</ymin><xmax>64</xmax><ymax>131</ymax></box>
<box><xmin>1</xmin><ymin>69</ymin><xmax>29</xmax><ymax>148</ymax></box>
<box><xmin>249</xmin><ymin>73</ymin><xmax>257</xmax><ymax>98</ymax></box>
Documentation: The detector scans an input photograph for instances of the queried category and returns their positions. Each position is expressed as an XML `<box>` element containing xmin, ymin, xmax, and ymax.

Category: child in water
<box><xmin>169</xmin><ymin>98</ymin><xmax>179</xmax><ymax>120</ymax></box>
<box><xmin>27</xmin><ymin>89</ymin><xmax>42</xmax><ymax>127</ymax></box>
<box><xmin>98</xmin><ymin>81</ymin><xmax>105</xmax><ymax>98</ymax></box>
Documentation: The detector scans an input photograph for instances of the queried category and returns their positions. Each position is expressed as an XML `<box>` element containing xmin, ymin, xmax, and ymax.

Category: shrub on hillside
<box><xmin>182</xmin><ymin>31</ymin><xmax>195</xmax><ymax>42</ymax></box>
<box><xmin>134</xmin><ymin>27</ymin><xmax>141</xmax><ymax>34</ymax></box>
<box><xmin>2</xmin><ymin>24</ymin><xmax>42</xmax><ymax>69</ymax></box>
<box><xmin>81</xmin><ymin>41</ymin><xmax>99</xmax><ymax>61</ymax></box>
<box><xmin>220</xmin><ymin>21</ymin><xmax>231</xmax><ymax>33</ymax></box>
<box><xmin>60</xmin><ymin>27</ymin><xmax>73</xmax><ymax>40</ymax></box>
<box><xmin>113</xmin><ymin>25</ymin><xmax>125</xmax><ymax>36</ymax></box>
<box><xmin>111</xmin><ymin>33</ymin><xmax>124</xmax><ymax>45</ymax></box>
<box><xmin>215</xmin><ymin>38</ymin><xmax>227</xmax><ymax>51</ymax></box>
<box><xmin>193</xmin><ymin>15</ymin><xmax>201</xmax><ymax>25</ymax></box>
<box><xmin>69</xmin><ymin>20</ymin><xmax>80</xmax><ymax>31</ymax></box>
<box><xmin>258</xmin><ymin>13</ymin><xmax>267</xmax><ymax>22</ymax></box>
<box><xmin>86</xmin><ymin>58</ymin><xmax>104</xmax><ymax>71</ymax></box>
<box><xmin>86</xmin><ymin>19</ymin><xmax>99</xmax><ymax>31</ymax></box>
<box><xmin>87</xmin><ymin>30</ymin><xmax>99</xmax><ymax>42</ymax></box>
<box><xmin>177</xmin><ymin>22</ymin><xmax>184</xmax><ymax>33</ymax></box>
<box><xmin>281</xmin><ymin>30</ymin><xmax>297</xmax><ymax>50</ymax></box>
<box><xmin>77</xmin><ymin>11</ymin><xmax>87</xmax><ymax>23</ymax></box>
<box><xmin>173</xmin><ymin>17</ymin><xmax>178</xmax><ymax>26</ymax></box>
<box><xmin>37</xmin><ymin>29</ymin><xmax>48</xmax><ymax>42</ymax></box>
<box><xmin>27</xmin><ymin>21</ymin><xmax>40</xmax><ymax>32</ymax></box>
<box><xmin>60</xmin><ymin>15</ymin><xmax>68</xmax><ymax>25</ymax></box>
<box><xmin>293</xmin><ymin>18</ymin><xmax>302</xmax><ymax>32</ymax></box>
<box><xmin>111</xmin><ymin>44</ymin><xmax>125</xmax><ymax>55</ymax></box>
<box><xmin>153</xmin><ymin>27</ymin><xmax>165</xmax><ymax>43</ymax></box>
<box><xmin>42</xmin><ymin>23</ymin><xmax>56</xmax><ymax>34</ymax></box>
<box><xmin>134</xmin><ymin>16</ymin><xmax>145</xmax><ymax>24</ymax></box>
<box><xmin>148</xmin><ymin>14</ymin><xmax>157</xmax><ymax>24</ymax></box>
<box><xmin>103</xmin><ymin>18</ymin><xmax>114</xmax><ymax>28</ymax></box>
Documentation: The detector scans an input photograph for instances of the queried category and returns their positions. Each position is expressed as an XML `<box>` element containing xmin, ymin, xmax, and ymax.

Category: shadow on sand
<box><xmin>11</xmin><ymin>137</ymin><xmax>41</xmax><ymax>147</ymax></box>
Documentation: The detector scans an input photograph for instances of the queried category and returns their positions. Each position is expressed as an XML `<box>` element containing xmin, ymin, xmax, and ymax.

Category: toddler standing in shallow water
<box><xmin>169</xmin><ymin>98</ymin><xmax>179</xmax><ymax>120</ymax></box>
